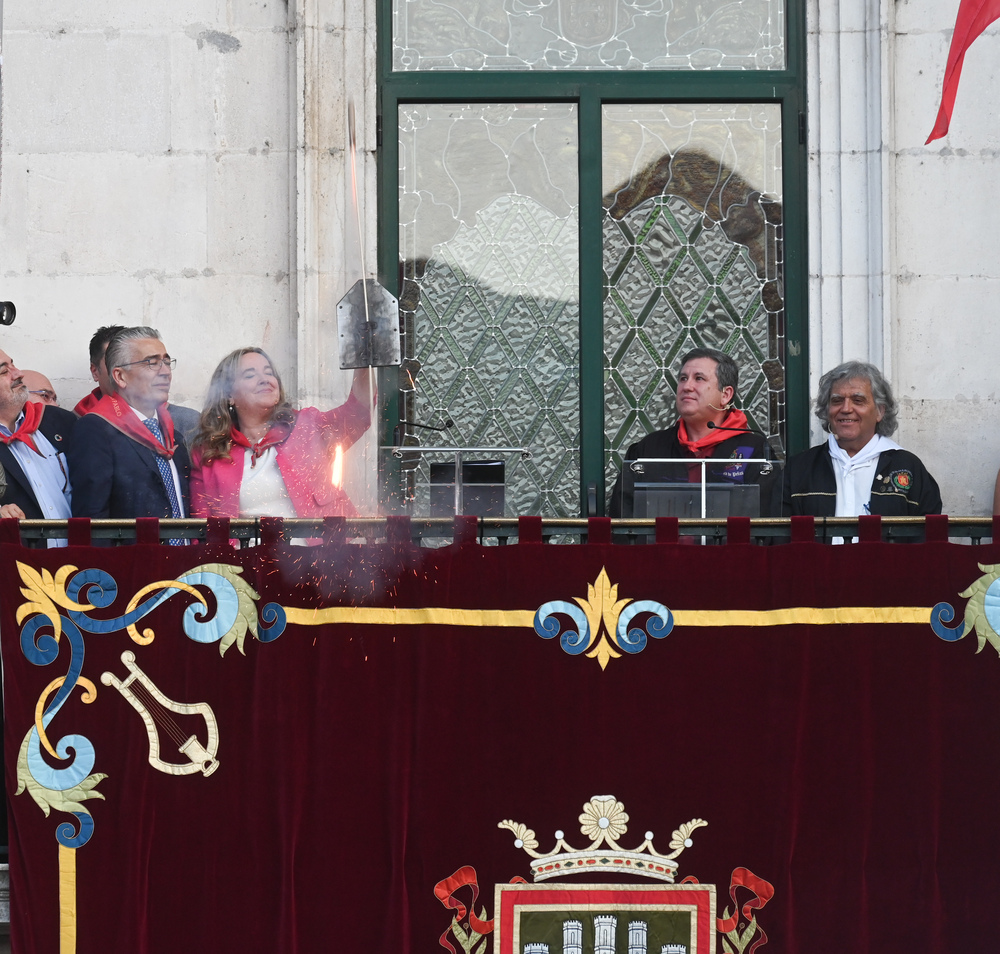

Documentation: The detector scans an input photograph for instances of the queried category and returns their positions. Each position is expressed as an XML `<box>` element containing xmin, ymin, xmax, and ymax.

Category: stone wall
<box><xmin>0</xmin><ymin>0</ymin><xmax>380</xmax><ymax>509</ymax></box>
<box><xmin>0</xmin><ymin>0</ymin><xmax>298</xmax><ymax>409</ymax></box>
<box><xmin>891</xmin><ymin>1</ymin><xmax>1000</xmax><ymax>514</ymax></box>
<box><xmin>0</xmin><ymin>0</ymin><xmax>995</xmax><ymax>515</ymax></box>
<box><xmin>810</xmin><ymin>0</ymin><xmax>1000</xmax><ymax>514</ymax></box>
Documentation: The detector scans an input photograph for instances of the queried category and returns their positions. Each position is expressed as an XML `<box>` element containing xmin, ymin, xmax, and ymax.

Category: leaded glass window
<box><xmin>394</xmin><ymin>0</ymin><xmax>785</xmax><ymax>71</ymax></box>
<box><xmin>398</xmin><ymin>104</ymin><xmax>581</xmax><ymax>516</ymax></box>
<box><xmin>602</xmin><ymin>103</ymin><xmax>785</xmax><ymax>487</ymax></box>
<box><xmin>380</xmin><ymin>0</ymin><xmax>807</xmax><ymax>518</ymax></box>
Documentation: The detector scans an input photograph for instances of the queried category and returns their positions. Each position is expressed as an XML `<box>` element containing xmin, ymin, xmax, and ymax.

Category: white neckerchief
<box><xmin>828</xmin><ymin>432</ymin><xmax>901</xmax><ymax>531</ymax></box>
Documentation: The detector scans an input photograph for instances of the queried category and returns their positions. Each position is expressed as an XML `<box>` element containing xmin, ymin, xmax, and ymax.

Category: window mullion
<box><xmin>578</xmin><ymin>86</ymin><xmax>606</xmax><ymax>514</ymax></box>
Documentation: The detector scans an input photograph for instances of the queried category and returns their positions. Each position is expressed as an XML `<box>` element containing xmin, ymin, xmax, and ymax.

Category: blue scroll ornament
<box><xmin>616</xmin><ymin>600</ymin><xmax>673</xmax><ymax>653</ymax></box>
<box><xmin>259</xmin><ymin>602</ymin><xmax>287</xmax><ymax>642</ymax></box>
<box><xmin>17</xmin><ymin>616</ymin><xmax>104</xmax><ymax>848</ymax></box>
<box><xmin>66</xmin><ymin>563</ymin><xmax>282</xmax><ymax>653</ymax></box>
<box><xmin>930</xmin><ymin>602</ymin><xmax>964</xmax><ymax>641</ymax></box>
<box><xmin>534</xmin><ymin>601</ymin><xmax>592</xmax><ymax>655</ymax></box>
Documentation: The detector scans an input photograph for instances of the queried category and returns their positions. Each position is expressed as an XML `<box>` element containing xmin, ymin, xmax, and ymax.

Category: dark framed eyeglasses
<box><xmin>117</xmin><ymin>357</ymin><xmax>177</xmax><ymax>371</ymax></box>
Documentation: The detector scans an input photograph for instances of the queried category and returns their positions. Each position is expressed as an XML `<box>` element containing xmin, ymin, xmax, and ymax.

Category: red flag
<box><xmin>927</xmin><ymin>0</ymin><xmax>1000</xmax><ymax>142</ymax></box>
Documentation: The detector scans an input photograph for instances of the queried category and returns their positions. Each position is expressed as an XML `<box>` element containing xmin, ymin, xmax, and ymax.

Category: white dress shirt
<box><xmin>0</xmin><ymin>410</ymin><xmax>72</xmax><ymax>547</ymax></box>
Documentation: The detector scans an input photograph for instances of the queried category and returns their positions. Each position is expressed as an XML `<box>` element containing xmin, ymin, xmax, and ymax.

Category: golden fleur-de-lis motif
<box><xmin>573</xmin><ymin>568</ymin><xmax>632</xmax><ymax>671</ymax></box>
<box><xmin>15</xmin><ymin>563</ymin><xmax>93</xmax><ymax>645</ymax></box>
<box><xmin>534</xmin><ymin>568</ymin><xmax>672</xmax><ymax>669</ymax></box>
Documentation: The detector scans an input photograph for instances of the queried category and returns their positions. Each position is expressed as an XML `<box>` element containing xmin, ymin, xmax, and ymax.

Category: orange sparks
<box><xmin>331</xmin><ymin>444</ymin><xmax>344</xmax><ymax>489</ymax></box>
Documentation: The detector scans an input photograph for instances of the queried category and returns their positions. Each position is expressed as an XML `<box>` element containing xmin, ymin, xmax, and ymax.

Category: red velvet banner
<box><xmin>2</xmin><ymin>524</ymin><xmax>999</xmax><ymax>952</ymax></box>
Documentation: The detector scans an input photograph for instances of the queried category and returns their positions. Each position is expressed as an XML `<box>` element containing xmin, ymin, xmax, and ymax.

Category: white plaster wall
<box><xmin>0</xmin><ymin>0</ymin><xmax>380</xmax><ymax>511</ymax></box>
<box><xmin>806</xmin><ymin>0</ymin><xmax>890</xmax><ymax>434</ymax></box>
<box><xmin>293</xmin><ymin>0</ymin><xmax>379</xmax><ymax>511</ymax></box>
<box><xmin>0</xmin><ymin>0</ymin><xmax>297</xmax><ymax>411</ymax></box>
<box><xmin>808</xmin><ymin>0</ymin><xmax>998</xmax><ymax>515</ymax></box>
<box><xmin>3</xmin><ymin>0</ymin><xmax>994</xmax><ymax>516</ymax></box>
<box><xmin>892</xmin><ymin>2</ymin><xmax>1000</xmax><ymax>514</ymax></box>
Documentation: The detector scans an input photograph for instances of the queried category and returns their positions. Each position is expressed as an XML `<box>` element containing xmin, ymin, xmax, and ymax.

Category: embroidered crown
<box><xmin>499</xmin><ymin>795</ymin><xmax>706</xmax><ymax>883</ymax></box>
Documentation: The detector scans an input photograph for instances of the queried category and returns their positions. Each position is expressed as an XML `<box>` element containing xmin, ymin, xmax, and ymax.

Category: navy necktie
<box><xmin>142</xmin><ymin>418</ymin><xmax>183</xmax><ymax>545</ymax></box>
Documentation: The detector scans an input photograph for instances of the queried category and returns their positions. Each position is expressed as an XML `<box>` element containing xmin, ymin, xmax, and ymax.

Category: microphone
<box><xmin>707</xmin><ymin>421</ymin><xmax>762</xmax><ymax>434</ymax></box>
<box><xmin>392</xmin><ymin>419</ymin><xmax>453</xmax><ymax>446</ymax></box>
<box><xmin>401</xmin><ymin>419</ymin><xmax>453</xmax><ymax>433</ymax></box>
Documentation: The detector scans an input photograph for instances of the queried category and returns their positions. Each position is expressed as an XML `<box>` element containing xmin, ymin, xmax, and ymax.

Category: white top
<box><xmin>827</xmin><ymin>432</ymin><xmax>901</xmax><ymax>543</ymax></box>
<box><xmin>236</xmin><ymin>446</ymin><xmax>310</xmax><ymax>546</ymax></box>
<box><xmin>238</xmin><ymin>446</ymin><xmax>296</xmax><ymax>519</ymax></box>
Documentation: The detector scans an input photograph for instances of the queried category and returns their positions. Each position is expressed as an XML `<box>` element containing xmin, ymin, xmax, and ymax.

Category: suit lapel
<box><xmin>124</xmin><ymin>432</ymin><xmax>168</xmax><ymax>482</ymax></box>
<box><xmin>0</xmin><ymin>441</ymin><xmax>33</xmax><ymax>498</ymax></box>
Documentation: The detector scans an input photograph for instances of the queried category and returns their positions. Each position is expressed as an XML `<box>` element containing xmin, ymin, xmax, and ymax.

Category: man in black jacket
<box><xmin>0</xmin><ymin>348</ymin><xmax>77</xmax><ymax>546</ymax></box>
<box><xmin>608</xmin><ymin>348</ymin><xmax>779</xmax><ymax>517</ymax></box>
<box><xmin>783</xmin><ymin>360</ymin><xmax>941</xmax><ymax>519</ymax></box>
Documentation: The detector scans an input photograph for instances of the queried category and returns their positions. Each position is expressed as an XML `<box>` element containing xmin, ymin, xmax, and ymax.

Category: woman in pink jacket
<box><xmin>190</xmin><ymin>347</ymin><xmax>371</xmax><ymax>523</ymax></box>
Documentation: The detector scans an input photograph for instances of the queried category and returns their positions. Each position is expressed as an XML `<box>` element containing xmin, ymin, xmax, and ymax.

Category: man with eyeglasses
<box><xmin>22</xmin><ymin>370</ymin><xmax>60</xmax><ymax>406</ymax></box>
<box><xmin>0</xmin><ymin>348</ymin><xmax>76</xmax><ymax>546</ymax></box>
<box><xmin>74</xmin><ymin>324</ymin><xmax>200</xmax><ymax>443</ymax></box>
<box><xmin>68</xmin><ymin>326</ymin><xmax>191</xmax><ymax>529</ymax></box>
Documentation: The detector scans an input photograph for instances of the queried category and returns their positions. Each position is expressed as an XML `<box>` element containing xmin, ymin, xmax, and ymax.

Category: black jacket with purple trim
<box><xmin>608</xmin><ymin>424</ymin><xmax>780</xmax><ymax>518</ymax></box>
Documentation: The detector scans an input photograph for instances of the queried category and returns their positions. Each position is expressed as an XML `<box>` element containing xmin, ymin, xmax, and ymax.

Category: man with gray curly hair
<box><xmin>783</xmin><ymin>360</ymin><xmax>941</xmax><ymax>518</ymax></box>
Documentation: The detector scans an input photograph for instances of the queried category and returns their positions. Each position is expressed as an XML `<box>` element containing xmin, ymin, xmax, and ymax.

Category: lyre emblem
<box><xmin>101</xmin><ymin>651</ymin><xmax>220</xmax><ymax>777</ymax></box>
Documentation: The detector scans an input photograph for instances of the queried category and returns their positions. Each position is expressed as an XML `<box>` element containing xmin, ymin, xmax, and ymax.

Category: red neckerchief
<box><xmin>230</xmin><ymin>419</ymin><xmax>293</xmax><ymax>468</ymax></box>
<box><xmin>0</xmin><ymin>400</ymin><xmax>45</xmax><ymax>455</ymax></box>
<box><xmin>677</xmin><ymin>409</ymin><xmax>751</xmax><ymax>481</ymax></box>
<box><xmin>677</xmin><ymin>409</ymin><xmax>750</xmax><ymax>455</ymax></box>
<box><xmin>73</xmin><ymin>387</ymin><xmax>102</xmax><ymax>417</ymax></box>
<box><xmin>90</xmin><ymin>393</ymin><xmax>177</xmax><ymax>458</ymax></box>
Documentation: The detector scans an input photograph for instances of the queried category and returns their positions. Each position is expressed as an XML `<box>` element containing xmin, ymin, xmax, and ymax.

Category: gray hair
<box><xmin>814</xmin><ymin>360</ymin><xmax>898</xmax><ymax>436</ymax></box>
<box><xmin>678</xmin><ymin>347</ymin><xmax>739</xmax><ymax>396</ymax></box>
<box><xmin>105</xmin><ymin>326</ymin><xmax>163</xmax><ymax>380</ymax></box>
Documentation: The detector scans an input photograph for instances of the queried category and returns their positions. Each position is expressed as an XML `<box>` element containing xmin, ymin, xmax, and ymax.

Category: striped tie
<box><xmin>142</xmin><ymin>418</ymin><xmax>183</xmax><ymax>545</ymax></box>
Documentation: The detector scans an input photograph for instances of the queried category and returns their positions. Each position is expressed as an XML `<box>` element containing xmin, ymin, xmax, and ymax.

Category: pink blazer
<box><xmin>190</xmin><ymin>395</ymin><xmax>371</xmax><ymax>519</ymax></box>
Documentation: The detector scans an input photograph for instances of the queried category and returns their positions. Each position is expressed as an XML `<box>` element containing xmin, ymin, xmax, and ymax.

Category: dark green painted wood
<box><xmin>376</xmin><ymin>0</ymin><xmax>809</xmax><ymax>510</ymax></box>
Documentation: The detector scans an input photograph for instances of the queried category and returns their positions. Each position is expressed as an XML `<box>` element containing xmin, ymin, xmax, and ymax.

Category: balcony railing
<box><xmin>2</xmin><ymin>515</ymin><xmax>995</xmax><ymax>546</ymax></box>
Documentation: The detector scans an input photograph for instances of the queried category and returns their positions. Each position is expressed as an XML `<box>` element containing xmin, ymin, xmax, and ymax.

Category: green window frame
<box><xmin>376</xmin><ymin>1</ymin><xmax>809</xmax><ymax>517</ymax></box>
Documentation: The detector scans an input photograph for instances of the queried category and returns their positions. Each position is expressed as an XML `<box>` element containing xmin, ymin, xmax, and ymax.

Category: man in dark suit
<box><xmin>0</xmin><ymin>348</ymin><xmax>77</xmax><ymax>545</ymax></box>
<box><xmin>68</xmin><ymin>326</ymin><xmax>190</xmax><ymax>529</ymax></box>
<box><xmin>74</xmin><ymin>324</ymin><xmax>201</xmax><ymax>444</ymax></box>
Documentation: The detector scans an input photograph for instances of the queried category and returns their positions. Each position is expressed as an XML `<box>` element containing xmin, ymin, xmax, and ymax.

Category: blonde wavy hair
<box><xmin>192</xmin><ymin>347</ymin><xmax>296</xmax><ymax>463</ymax></box>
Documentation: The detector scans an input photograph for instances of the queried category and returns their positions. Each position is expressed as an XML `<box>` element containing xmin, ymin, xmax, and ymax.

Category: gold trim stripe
<box><xmin>672</xmin><ymin>607</ymin><xmax>932</xmax><ymax>626</ymax></box>
<box><xmin>283</xmin><ymin>607</ymin><xmax>536</xmax><ymax>627</ymax></box>
<box><xmin>282</xmin><ymin>605</ymin><xmax>932</xmax><ymax>629</ymax></box>
<box><xmin>59</xmin><ymin>844</ymin><xmax>76</xmax><ymax>954</ymax></box>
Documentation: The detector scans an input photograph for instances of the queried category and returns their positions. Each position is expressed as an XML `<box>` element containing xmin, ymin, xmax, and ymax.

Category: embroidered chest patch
<box><xmin>718</xmin><ymin>444</ymin><xmax>755</xmax><ymax>482</ymax></box>
<box><xmin>889</xmin><ymin>469</ymin><xmax>913</xmax><ymax>491</ymax></box>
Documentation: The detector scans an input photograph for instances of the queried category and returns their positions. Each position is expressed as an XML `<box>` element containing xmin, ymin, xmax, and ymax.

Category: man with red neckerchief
<box><xmin>73</xmin><ymin>324</ymin><xmax>123</xmax><ymax>417</ymax></box>
<box><xmin>67</xmin><ymin>326</ymin><xmax>191</xmax><ymax>526</ymax></box>
<box><xmin>0</xmin><ymin>348</ymin><xmax>77</xmax><ymax>546</ymax></box>
<box><xmin>608</xmin><ymin>348</ymin><xmax>780</xmax><ymax>518</ymax></box>
<box><xmin>74</xmin><ymin>323</ymin><xmax>201</xmax><ymax>444</ymax></box>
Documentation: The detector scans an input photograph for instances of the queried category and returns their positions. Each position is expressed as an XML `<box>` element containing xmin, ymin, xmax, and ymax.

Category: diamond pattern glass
<box><xmin>394</xmin><ymin>0</ymin><xmax>784</xmax><ymax>71</ymax></box>
<box><xmin>398</xmin><ymin>104</ymin><xmax>580</xmax><ymax>518</ymax></box>
<box><xmin>602</xmin><ymin>104</ymin><xmax>785</xmax><ymax>488</ymax></box>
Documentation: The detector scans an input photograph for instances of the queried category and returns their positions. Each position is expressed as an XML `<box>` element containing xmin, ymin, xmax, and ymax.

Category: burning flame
<box><xmin>331</xmin><ymin>444</ymin><xmax>344</xmax><ymax>489</ymax></box>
